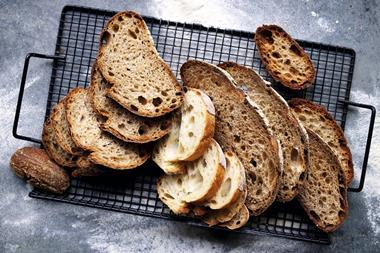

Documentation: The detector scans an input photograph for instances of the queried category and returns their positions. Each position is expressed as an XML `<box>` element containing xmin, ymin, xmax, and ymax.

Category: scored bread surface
<box><xmin>289</xmin><ymin>98</ymin><xmax>354</xmax><ymax>185</ymax></box>
<box><xmin>180</xmin><ymin>60</ymin><xmax>282</xmax><ymax>215</ymax></box>
<box><xmin>219</xmin><ymin>62</ymin><xmax>309</xmax><ymax>202</ymax></box>
<box><xmin>97</xmin><ymin>11</ymin><xmax>184</xmax><ymax>117</ymax></box>
<box><xmin>297</xmin><ymin>129</ymin><xmax>348</xmax><ymax>233</ymax></box>
<box><xmin>255</xmin><ymin>24</ymin><xmax>316</xmax><ymax>90</ymax></box>
<box><xmin>65</xmin><ymin>87</ymin><xmax>149</xmax><ymax>169</ymax></box>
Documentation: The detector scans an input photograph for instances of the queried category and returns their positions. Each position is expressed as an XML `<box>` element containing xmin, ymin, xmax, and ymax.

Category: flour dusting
<box><xmin>317</xmin><ymin>17</ymin><xmax>335</xmax><ymax>32</ymax></box>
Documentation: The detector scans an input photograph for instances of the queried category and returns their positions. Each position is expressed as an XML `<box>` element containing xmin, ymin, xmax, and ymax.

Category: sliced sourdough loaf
<box><xmin>50</xmin><ymin>97</ymin><xmax>83</xmax><ymax>155</ymax></box>
<box><xmin>289</xmin><ymin>98</ymin><xmax>354</xmax><ymax>185</ymax></box>
<box><xmin>219</xmin><ymin>62</ymin><xmax>309</xmax><ymax>202</ymax></box>
<box><xmin>42</xmin><ymin>118</ymin><xmax>78</xmax><ymax>168</ymax></box>
<box><xmin>176</xmin><ymin>88</ymin><xmax>215</xmax><ymax>161</ymax></box>
<box><xmin>65</xmin><ymin>87</ymin><xmax>149</xmax><ymax>170</ymax></box>
<box><xmin>297</xmin><ymin>129</ymin><xmax>348</xmax><ymax>233</ymax></box>
<box><xmin>255</xmin><ymin>25</ymin><xmax>316</xmax><ymax>90</ymax></box>
<box><xmin>219</xmin><ymin>205</ymin><xmax>249</xmax><ymax>230</ymax></box>
<box><xmin>89</xmin><ymin>64</ymin><xmax>173</xmax><ymax>143</ymax></box>
<box><xmin>180</xmin><ymin>60</ymin><xmax>282</xmax><ymax>215</ymax></box>
<box><xmin>97</xmin><ymin>11</ymin><xmax>184</xmax><ymax>117</ymax></box>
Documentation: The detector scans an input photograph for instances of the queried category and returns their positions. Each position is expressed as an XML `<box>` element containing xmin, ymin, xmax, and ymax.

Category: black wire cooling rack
<box><xmin>13</xmin><ymin>5</ymin><xmax>376</xmax><ymax>245</ymax></box>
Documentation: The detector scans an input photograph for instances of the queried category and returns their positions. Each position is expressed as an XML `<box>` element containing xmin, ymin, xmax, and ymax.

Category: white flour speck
<box><xmin>311</xmin><ymin>11</ymin><xmax>319</xmax><ymax>17</ymax></box>
<box><xmin>317</xmin><ymin>17</ymin><xmax>335</xmax><ymax>32</ymax></box>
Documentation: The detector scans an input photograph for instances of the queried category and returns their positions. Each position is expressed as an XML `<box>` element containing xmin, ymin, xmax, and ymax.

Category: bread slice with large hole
<box><xmin>157</xmin><ymin>139</ymin><xmax>226</xmax><ymax>213</ymax></box>
<box><xmin>89</xmin><ymin>64</ymin><xmax>173</xmax><ymax>143</ymax></box>
<box><xmin>176</xmin><ymin>88</ymin><xmax>215</xmax><ymax>161</ymax></box>
<box><xmin>97</xmin><ymin>11</ymin><xmax>184</xmax><ymax>117</ymax></box>
<box><xmin>219</xmin><ymin>62</ymin><xmax>309</xmax><ymax>202</ymax></box>
<box><xmin>255</xmin><ymin>24</ymin><xmax>316</xmax><ymax>90</ymax></box>
<box><xmin>180</xmin><ymin>60</ymin><xmax>282</xmax><ymax>215</ymax></box>
<box><xmin>219</xmin><ymin>204</ymin><xmax>249</xmax><ymax>230</ymax></box>
<box><xmin>297</xmin><ymin>129</ymin><xmax>348</xmax><ymax>233</ymax></box>
<box><xmin>289</xmin><ymin>98</ymin><xmax>354</xmax><ymax>185</ymax></box>
<box><xmin>65</xmin><ymin>87</ymin><xmax>149</xmax><ymax>170</ymax></box>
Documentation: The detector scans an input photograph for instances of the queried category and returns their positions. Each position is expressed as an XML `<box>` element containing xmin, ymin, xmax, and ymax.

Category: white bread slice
<box><xmin>89</xmin><ymin>64</ymin><xmax>173</xmax><ymax>143</ymax></box>
<box><xmin>64</xmin><ymin>88</ymin><xmax>149</xmax><ymax>170</ymax></box>
<box><xmin>289</xmin><ymin>98</ymin><xmax>354</xmax><ymax>185</ymax></box>
<box><xmin>205</xmin><ymin>150</ymin><xmax>245</xmax><ymax>209</ymax></box>
<box><xmin>180</xmin><ymin>60</ymin><xmax>282</xmax><ymax>215</ymax></box>
<box><xmin>176</xmin><ymin>88</ymin><xmax>215</xmax><ymax>161</ymax></box>
<box><xmin>97</xmin><ymin>11</ymin><xmax>184</xmax><ymax>117</ymax></box>
<box><xmin>297</xmin><ymin>129</ymin><xmax>348</xmax><ymax>233</ymax></box>
<box><xmin>219</xmin><ymin>205</ymin><xmax>249</xmax><ymax>230</ymax></box>
<box><xmin>219</xmin><ymin>62</ymin><xmax>309</xmax><ymax>202</ymax></box>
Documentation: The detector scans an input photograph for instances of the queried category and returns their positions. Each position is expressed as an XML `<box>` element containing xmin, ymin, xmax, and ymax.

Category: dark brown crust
<box><xmin>289</xmin><ymin>98</ymin><xmax>354</xmax><ymax>185</ymax></box>
<box><xmin>297</xmin><ymin>129</ymin><xmax>348</xmax><ymax>233</ymax></box>
<box><xmin>96</xmin><ymin>11</ymin><xmax>184</xmax><ymax>117</ymax></box>
<box><xmin>254</xmin><ymin>25</ymin><xmax>316</xmax><ymax>90</ymax></box>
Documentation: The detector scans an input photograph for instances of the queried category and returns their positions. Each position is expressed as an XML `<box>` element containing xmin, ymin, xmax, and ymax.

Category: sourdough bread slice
<box><xmin>176</xmin><ymin>88</ymin><xmax>215</xmax><ymax>161</ymax></box>
<box><xmin>50</xmin><ymin>98</ymin><xmax>83</xmax><ymax>155</ymax></box>
<box><xmin>97</xmin><ymin>11</ymin><xmax>184</xmax><ymax>117</ymax></box>
<box><xmin>180</xmin><ymin>60</ymin><xmax>282</xmax><ymax>215</ymax></box>
<box><xmin>89</xmin><ymin>64</ymin><xmax>173</xmax><ymax>143</ymax></box>
<box><xmin>297</xmin><ymin>129</ymin><xmax>348</xmax><ymax>233</ymax></box>
<box><xmin>219</xmin><ymin>62</ymin><xmax>309</xmax><ymax>202</ymax></box>
<box><xmin>72</xmin><ymin>156</ymin><xmax>104</xmax><ymax>177</ymax></box>
<box><xmin>289</xmin><ymin>98</ymin><xmax>354</xmax><ymax>185</ymax></box>
<box><xmin>65</xmin><ymin>88</ymin><xmax>149</xmax><ymax>170</ymax></box>
<box><xmin>42</xmin><ymin>118</ymin><xmax>78</xmax><ymax>168</ymax></box>
<box><xmin>219</xmin><ymin>205</ymin><xmax>249</xmax><ymax>230</ymax></box>
<box><xmin>255</xmin><ymin>25</ymin><xmax>316</xmax><ymax>90</ymax></box>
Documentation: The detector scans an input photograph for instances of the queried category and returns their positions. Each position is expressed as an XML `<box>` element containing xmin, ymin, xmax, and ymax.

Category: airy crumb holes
<box><xmin>138</xmin><ymin>96</ymin><xmax>147</xmax><ymax>105</ymax></box>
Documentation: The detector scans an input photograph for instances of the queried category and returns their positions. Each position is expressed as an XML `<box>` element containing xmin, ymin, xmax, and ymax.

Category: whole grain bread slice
<box><xmin>89</xmin><ymin>64</ymin><xmax>173</xmax><ymax>143</ymax></box>
<box><xmin>289</xmin><ymin>98</ymin><xmax>354</xmax><ymax>185</ymax></box>
<box><xmin>297</xmin><ymin>129</ymin><xmax>348</xmax><ymax>233</ymax></box>
<box><xmin>219</xmin><ymin>62</ymin><xmax>309</xmax><ymax>202</ymax></box>
<box><xmin>65</xmin><ymin>87</ymin><xmax>149</xmax><ymax>170</ymax></box>
<box><xmin>97</xmin><ymin>11</ymin><xmax>184</xmax><ymax>117</ymax></box>
<box><xmin>255</xmin><ymin>24</ymin><xmax>316</xmax><ymax>90</ymax></box>
<box><xmin>181</xmin><ymin>60</ymin><xmax>282</xmax><ymax>215</ymax></box>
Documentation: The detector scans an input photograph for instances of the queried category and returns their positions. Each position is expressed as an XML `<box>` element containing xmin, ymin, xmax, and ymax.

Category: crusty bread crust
<box><xmin>289</xmin><ymin>98</ymin><xmax>354</xmax><ymax>185</ymax></box>
<box><xmin>255</xmin><ymin>25</ymin><xmax>316</xmax><ymax>90</ymax></box>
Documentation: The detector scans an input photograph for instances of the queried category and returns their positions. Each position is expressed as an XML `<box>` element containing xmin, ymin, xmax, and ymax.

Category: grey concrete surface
<box><xmin>0</xmin><ymin>0</ymin><xmax>379</xmax><ymax>252</ymax></box>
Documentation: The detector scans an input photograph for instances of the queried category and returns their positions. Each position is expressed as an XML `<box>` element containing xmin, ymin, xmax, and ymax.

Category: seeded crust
<box><xmin>297</xmin><ymin>129</ymin><xmax>348</xmax><ymax>233</ymax></box>
<box><xmin>97</xmin><ymin>11</ymin><xmax>184</xmax><ymax>117</ymax></box>
<box><xmin>255</xmin><ymin>24</ymin><xmax>316</xmax><ymax>90</ymax></box>
<box><xmin>219</xmin><ymin>62</ymin><xmax>309</xmax><ymax>202</ymax></box>
<box><xmin>181</xmin><ymin>60</ymin><xmax>282</xmax><ymax>215</ymax></box>
<box><xmin>289</xmin><ymin>98</ymin><xmax>354</xmax><ymax>185</ymax></box>
<box><xmin>88</xmin><ymin>63</ymin><xmax>173</xmax><ymax>143</ymax></box>
<box><xmin>64</xmin><ymin>88</ymin><xmax>149</xmax><ymax>170</ymax></box>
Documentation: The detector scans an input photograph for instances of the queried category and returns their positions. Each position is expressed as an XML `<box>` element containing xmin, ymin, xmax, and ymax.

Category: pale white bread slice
<box><xmin>152</xmin><ymin>116</ymin><xmax>185</xmax><ymax>174</ymax></box>
<box><xmin>157</xmin><ymin>139</ymin><xmax>226</xmax><ymax>213</ymax></box>
<box><xmin>205</xmin><ymin>150</ymin><xmax>245</xmax><ymax>209</ymax></box>
<box><xmin>219</xmin><ymin>205</ymin><xmax>249</xmax><ymax>230</ymax></box>
<box><xmin>42</xmin><ymin>117</ymin><xmax>78</xmax><ymax>168</ymax></box>
<box><xmin>219</xmin><ymin>62</ymin><xmax>309</xmax><ymax>202</ymax></box>
<box><xmin>176</xmin><ymin>88</ymin><xmax>215</xmax><ymax>161</ymax></box>
<box><xmin>89</xmin><ymin>64</ymin><xmax>173</xmax><ymax>143</ymax></box>
<box><xmin>65</xmin><ymin>88</ymin><xmax>149</xmax><ymax>170</ymax></box>
<box><xmin>289</xmin><ymin>98</ymin><xmax>354</xmax><ymax>185</ymax></box>
<box><xmin>297</xmin><ymin>129</ymin><xmax>348</xmax><ymax>233</ymax></box>
<box><xmin>50</xmin><ymin>97</ymin><xmax>83</xmax><ymax>155</ymax></box>
<box><xmin>180</xmin><ymin>60</ymin><xmax>282</xmax><ymax>215</ymax></box>
<box><xmin>97</xmin><ymin>11</ymin><xmax>184</xmax><ymax>117</ymax></box>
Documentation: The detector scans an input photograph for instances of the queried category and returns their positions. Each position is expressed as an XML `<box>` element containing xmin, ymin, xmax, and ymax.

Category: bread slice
<box><xmin>71</xmin><ymin>156</ymin><xmax>105</xmax><ymax>178</ymax></box>
<box><xmin>157</xmin><ymin>139</ymin><xmax>225</xmax><ymax>213</ymax></box>
<box><xmin>289</xmin><ymin>98</ymin><xmax>354</xmax><ymax>185</ymax></box>
<box><xmin>152</xmin><ymin>116</ymin><xmax>186</xmax><ymax>174</ymax></box>
<box><xmin>219</xmin><ymin>205</ymin><xmax>249</xmax><ymax>230</ymax></box>
<box><xmin>50</xmin><ymin>98</ymin><xmax>83</xmax><ymax>155</ymax></box>
<box><xmin>65</xmin><ymin>87</ymin><xmax>149</xmax><ymax>169</ymax></box>
<box><xmin>255</xmin><ymin>24</ymin><xmax>316</xmax><ymax>90</ymax></box>
<box><xmin>97</xmin><ymin>11</ymin><xmax>184</xmax><ymax>117</ymax></box>
<box><xmin>297</xmin><ymin>129</ymin><xmax>348</xmax><ymax>233</ymax></box>
<box><xmin>176</xmin><ymin>88</ymin><xmax>215</xmax><ymax>161</ymax></box>
<box><xmin>180</xmin><ymin>60</ymin><xmax>282</xmax><ymax>215</ymax></box>
<box><xmin>219</xmin><ymin>62</ymin><xmax>309</xmax><ymax>202</ymax></box>
<box><xmin>89</xmin><ymin>64</ymin><xmax>173</xmax><ymax>143</ymax></box>
<box><xmin>205</xmin><ymin>150</ymin><xmax>245</xmax><ymax>209</ymax></box>
<box><xmin>42</xmin><ymin>118</ymin><xmax>78</xmax><ymax>168</ymax></box>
